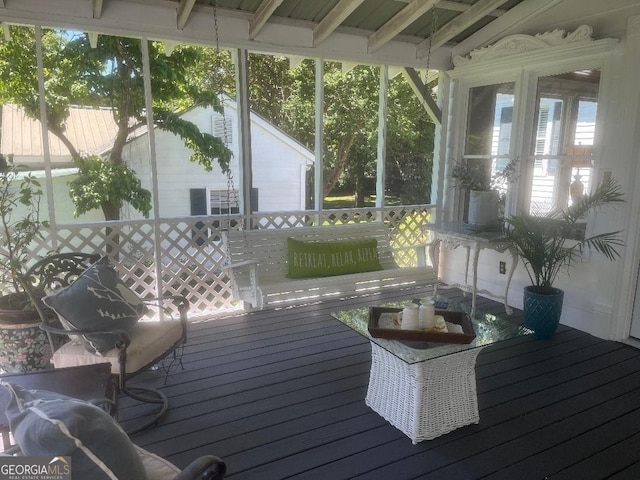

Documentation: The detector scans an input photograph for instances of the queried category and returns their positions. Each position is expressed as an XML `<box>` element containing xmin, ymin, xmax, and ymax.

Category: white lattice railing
<box><xmin>3</xmin><ymin>205</ymin><xmax>435</xmax><ymax>318</ymax></box>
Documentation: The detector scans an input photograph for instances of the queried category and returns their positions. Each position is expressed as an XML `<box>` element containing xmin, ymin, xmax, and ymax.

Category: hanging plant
<box><xmin>450</xmin><ymin>157</ymin><xmax>519</xmax><ymax>192</ymax></box>
<box><xmin>0</xmin><ymin>153</ymin><xmax>49</xmax><ymax>311</ymax></box>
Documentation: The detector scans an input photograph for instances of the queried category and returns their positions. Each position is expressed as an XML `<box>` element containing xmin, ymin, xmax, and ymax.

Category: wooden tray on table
<box><xmin>368</xmin><ymin>307</ymin><xmax>476</xmax><ymax>344</ymax></box>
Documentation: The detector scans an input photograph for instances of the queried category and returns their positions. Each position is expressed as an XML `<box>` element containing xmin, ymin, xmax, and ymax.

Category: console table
<box><xmin>423</xmin><ymin>222</ymin><xmax>518</xmax><ymax>317</ymax></box>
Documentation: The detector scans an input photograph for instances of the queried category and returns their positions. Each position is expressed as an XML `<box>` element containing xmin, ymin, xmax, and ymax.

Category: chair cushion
<box><xmin>286</xmin><ymin>237</ymin><xmax>383</xmax><ymax>278</ymax></box>
<box><xmin>43</xmin><ymin>257</ymin><xmax>146</xmax><ymax>355</ymax></box>
<box><xmin>1</xmin><ymin>382</ymin><xmax>148</xmax><ymax>480</ymax></box>
<box><xmin>135</xmin><ymin>445</ymin><xmax>181</xmax><ymax>479</ymax></box>
<box><xmin>52</xmin><ymin>320</ymin><xmax>184</xmax><ymax>375</ymax></box>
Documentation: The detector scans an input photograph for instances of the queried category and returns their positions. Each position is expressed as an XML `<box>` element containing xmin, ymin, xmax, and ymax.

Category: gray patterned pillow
<box><xmin>2</xmin><ymin>383</ymin><xmax>148</xmax><ymax>480</ymax></box>
<box><xmin>42</xmin><ymin>257</ymin><xmax>146</xmax><ymax>355</ymax></box>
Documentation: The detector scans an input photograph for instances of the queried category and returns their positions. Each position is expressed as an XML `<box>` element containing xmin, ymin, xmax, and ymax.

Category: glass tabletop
<box><xmin>424</xmin><ymin>221</ymin><xmax>511</xmax><ymax>244</ymax></box>
<box><xmin>331</xmin><ymin>299</ymin><xmax>531</xmax><ymax>364</ymax></box>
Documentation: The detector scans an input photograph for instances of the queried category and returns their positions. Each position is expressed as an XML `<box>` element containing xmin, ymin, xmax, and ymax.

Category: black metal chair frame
<box><xmin>19</xmin><ymin>252</ymin><xmax>189</xmax><ymax>435</ymax></box>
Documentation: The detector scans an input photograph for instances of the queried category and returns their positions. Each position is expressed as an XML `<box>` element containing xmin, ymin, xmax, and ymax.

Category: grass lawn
<box><xmin>323</xmin><ymin>194</ymin><xmax>402</xmax><ymax>209</ymax></box>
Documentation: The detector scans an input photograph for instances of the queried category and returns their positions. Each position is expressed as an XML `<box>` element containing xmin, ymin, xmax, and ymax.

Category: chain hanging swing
<box><xmin>422</xmin><ymin>7</ymin><xmax>443</xmax><ymax>301</ymax></box>
<box><xmin>413</xmin><ymin>6</ymin><xmax>437</xmax><ymax>210</ymax></box>
<box><xmin>424</xmin><ymin>7</ymin><xmax>437</xmax><ymax>110</ymax></box>
<box><xmin>212</xmin><ymin>0</ymin><xmax>240</xmax><ymax>233</ymax></box>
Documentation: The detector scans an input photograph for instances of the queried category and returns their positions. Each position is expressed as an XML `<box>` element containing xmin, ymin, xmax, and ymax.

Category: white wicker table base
<box><xmin>365</xmin><ymin>341</ymin><xmax>485</xmax><ymax>444</ymax></box>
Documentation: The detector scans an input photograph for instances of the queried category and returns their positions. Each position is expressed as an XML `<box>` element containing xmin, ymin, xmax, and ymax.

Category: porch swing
<box><xmin>220</xmin><ymin>33</ymin><xmax>440</xmax><ymax>310</ymax></box>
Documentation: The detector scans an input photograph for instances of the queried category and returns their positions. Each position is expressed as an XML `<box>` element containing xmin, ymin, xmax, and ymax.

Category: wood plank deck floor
<box><xmin>123</xmin><ymin>286</ymin><xmax>640</xmax><ymax>480</ymax></box>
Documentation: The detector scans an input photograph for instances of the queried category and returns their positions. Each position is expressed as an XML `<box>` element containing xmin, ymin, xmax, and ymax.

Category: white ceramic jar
<box><xmin>400</xmin><ymin>304</ymin><xmax>419</xmax><ymax>330</ymax></box>
<box><xmin>419</xmin><ymin>301</ymin><xmax>436</xmax><ymax>330</ymax></box>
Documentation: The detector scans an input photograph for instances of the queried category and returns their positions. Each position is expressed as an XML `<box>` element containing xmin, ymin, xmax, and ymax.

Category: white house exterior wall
<box><xmin>123</xmin><ymin>105</ymin><xmax>312</xmax><ymax>218</ymax></box>
<box><xmin>250</xmin><ymin>118</ymin><xmax>309</xmax><ymax>212</ymax></box>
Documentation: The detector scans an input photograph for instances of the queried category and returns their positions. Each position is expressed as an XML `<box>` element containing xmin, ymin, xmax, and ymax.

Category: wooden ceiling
<box><xmin>0</xmin><ymin>0</ymin><xmax>587</xmax><ymax>69</ymax></box>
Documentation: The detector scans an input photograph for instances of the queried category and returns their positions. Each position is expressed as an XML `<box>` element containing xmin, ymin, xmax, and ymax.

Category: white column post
<box><xmin>34</xmin><ymin>25</ymin><xmax>57</xmax><ymax>246</ymax></box>
<box><xmin>235</xmin><ymin>49</ymin><xmax>253</xmax><ymax>229</ymax></box>
<box><xmin>141</xmin><ymin>38</ymin><xmax>163</xmax><ymax>302</ymax></box>
<box><xmin>375</xmin><ymin>65</ymin><xmax>389</xmax><ymax>219</ymax></box>
<box><xmin>314</xmin><ymin>58</ymin><xmax>324</xmax><ymax>224</ymax></box>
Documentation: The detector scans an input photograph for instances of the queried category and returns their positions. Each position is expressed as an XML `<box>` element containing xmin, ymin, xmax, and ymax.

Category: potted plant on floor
<box><xmin>451</xmin><ymin>157</ymin><xmax>518</xmax><ymax>231</ymax></box>
<box><xmin>0</xmin><ymin>153</ymin><xmax>52</xmax><ymax>372</ymax></box>
<box><xmin>504</xmin><ymin>176</ymin><xmax>625</xmax><ymax>338</ymax></box>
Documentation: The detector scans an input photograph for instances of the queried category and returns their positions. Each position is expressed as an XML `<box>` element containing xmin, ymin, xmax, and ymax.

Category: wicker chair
<box><xmin>19</xmin><ymin>252</ymin><xmax>188</xmax><ymax>434</ymax></box>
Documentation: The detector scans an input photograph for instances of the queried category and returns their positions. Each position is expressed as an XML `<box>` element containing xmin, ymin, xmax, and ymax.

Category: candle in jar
<box><xmin>400</xmin><ymin>304</ymin><xmax>419</xmax><ymax>330</ymax></box>
<box><xmin>419</xmin><ymin>301</ymin><xmax>436</xmax><ymax>329</ymax></box>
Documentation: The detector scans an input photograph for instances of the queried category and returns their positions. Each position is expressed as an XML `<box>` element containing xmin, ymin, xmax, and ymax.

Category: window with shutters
<box><xmin>209</xmin><ymin>189</ymin><xmax>239</xmax><ymax>215</ymax></box>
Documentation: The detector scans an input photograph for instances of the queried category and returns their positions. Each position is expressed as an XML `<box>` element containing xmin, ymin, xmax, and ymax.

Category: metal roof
<box><xmin>1</xmin><ymin>104</ymin><xmax>119</xmax><ymax>158</ymax></box>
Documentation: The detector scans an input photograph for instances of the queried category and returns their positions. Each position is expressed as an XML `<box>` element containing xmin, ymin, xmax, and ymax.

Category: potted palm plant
<box><xmin>0</xmin><ymin>153</ymin><xmax>52</xmax><ymax>372</ymax></box>
<box><xmin>504</xmin><ymin>176</ymin><xmax>625</xmax><ymax>338</ymax></box>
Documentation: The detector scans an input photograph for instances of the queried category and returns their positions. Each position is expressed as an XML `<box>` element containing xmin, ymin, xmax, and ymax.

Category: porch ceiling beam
<box><xmin>0</xmin><ymin>0</ymin><xmax>442</xmax><ymax>69</ymax></box>
<box><xmin>177</xmin><ymin>0</ymin><xmax>196</xmax><ymax>30</ymax></box>
<box><xmin>417</xmin><ymin>0</ymin><xmax>510</xmax><ymax>58</ymax></box>
<box><xmin>397</xmin><ymin>0</ymin><xmax>505</xmax><ymax>17</ymax></box>
<box><xmin>93</xmin><ymin>0</ymin><xmax>103</xmax><ymax>19</ymax></box>
<box><xmin>287</xmin><ymin>55</ymin><xmax>305</xmax><ymax>69</ymax></box>
<box><xmin>249</xmin><ymin>0</ymin><xmax>284</xmax><ymax>40</ymax></box>
<box><xmin>313</xmin><ymin>0</ymin><xmax>365</xmax><ymax>47</ymax></box>
<box><xmin>368</xmin><ymin>0</ymin><xmax>439</xmax><ymax>53</ymax></box>
<box><xmin>451</xmin><ymin>0</ymin><xmax>563</xmax><ymax>58</ymax></box>
<box><xmin>403</xmin><ymin>67</ymin><xmax>441</xmax><ymax>125</ymax></box>
<box><xmin>88</xmin><ymin>31</ymin><xmax>99</xmax><ymax>48</ymax></box>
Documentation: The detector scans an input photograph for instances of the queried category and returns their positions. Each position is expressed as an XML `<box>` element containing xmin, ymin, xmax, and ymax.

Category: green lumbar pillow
<box><xmin>287</xmin><ymin>237</ymin><xmax>383</xmax><ymax>278</ymax></box>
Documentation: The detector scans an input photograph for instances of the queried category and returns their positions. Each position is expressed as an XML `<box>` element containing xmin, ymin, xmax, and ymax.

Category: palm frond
<box><xmin>505</xmin><ymin>178</ymin><xmax>625</xmax><ymax>289</ymax></box>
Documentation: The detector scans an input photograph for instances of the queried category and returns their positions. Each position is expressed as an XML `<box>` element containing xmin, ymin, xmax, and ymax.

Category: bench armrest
<box><xmin>222</xmin><ymin>259</ymin><xmax>259</xmax><ymax>271</ymax></box>
<box><xmin>392</xmin><ymin>243</ymin><xmax>428</xmax><ymax>253</ymax></box>
<box><xmin>389</xmin><ymin>243</ymin><xmax>429</xmax><ymax>267</ymax></box>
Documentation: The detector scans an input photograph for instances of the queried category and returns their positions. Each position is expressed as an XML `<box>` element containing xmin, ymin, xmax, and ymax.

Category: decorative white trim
<box><xmin>628</xmin><ymin>15</ymin><xmax>640</xmax><ymax>37</ymax></box>
<box><xmin>453</xmin><ymin>25</ymin><xmax>595</xmax><ymax>67</ymax></box>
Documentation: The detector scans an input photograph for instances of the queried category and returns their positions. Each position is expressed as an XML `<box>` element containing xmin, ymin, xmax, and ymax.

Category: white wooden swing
<box><xmin>222</xmin><ymin>223</ymin><xmax>438</xmax><ymax>310</ymax></box>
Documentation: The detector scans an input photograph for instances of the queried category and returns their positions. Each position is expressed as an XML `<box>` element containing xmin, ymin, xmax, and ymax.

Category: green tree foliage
<box><xmin>0</xmin><ymin>27</ymin><xmax>434</xmax><ymax>219</ymax></box>
<box><xmin>0</xmin><ymin>154</ymin><xmax>49</xmax><ymax>298</ymax></box>
<box><xmin>247</xmin><ymin>54</ymin><xmax>434</xmax><ymax>207</ymax></box>
<box><xmin>0</xmin><ymin>27</ymin><xmax>231</xmax><ymax>220</ymax></box>
<box><xmin>387</xmin><ymin>75</ymin><xmax>434</xmax><ymax>205</ymax></box>
<box><xmin>70</xmin><ymin>155</ymin><xmax>152</xmax><ymax>220</ymax></box>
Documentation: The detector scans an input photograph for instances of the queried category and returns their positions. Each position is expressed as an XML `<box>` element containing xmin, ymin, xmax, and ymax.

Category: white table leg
<box><xmin>427</xmin><ymin>237</ymin><xmax>441</xmax><ymax>277</ymax></box>
<box><xmin>503</xmin><ymin>250</ymin><xmax>519</xmax><ymax>315</ymax></box>
<box><xmin>463</xmin><ymin>245</ymin><xmax>471</xmax><ymax>286</ymax></box>
<box><xmin>470</xmin><ymin>245</ymin><xmax>481</xmax><ymax>318</ymax></box>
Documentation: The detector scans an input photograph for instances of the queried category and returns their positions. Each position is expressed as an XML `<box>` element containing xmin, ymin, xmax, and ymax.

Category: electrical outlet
<box><xmin>499</xmin><ymin>261</ymin><xmax>506</xmax><ymax>274</ymax></box>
